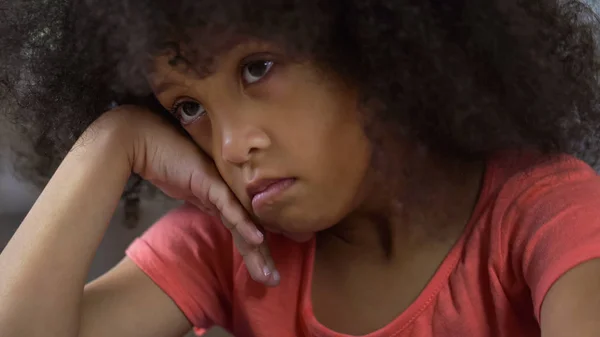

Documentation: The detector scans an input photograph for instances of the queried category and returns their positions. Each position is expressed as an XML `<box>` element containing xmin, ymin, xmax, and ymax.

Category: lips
<box><xmin>246</xmin><ymin>179</ymin><xmax>285</xmax><ymax>200</ymax></box>
<box><xmin>246</xmin><ymin>178</ymin><xmax>296</xmax><ymax>212</ymax></box>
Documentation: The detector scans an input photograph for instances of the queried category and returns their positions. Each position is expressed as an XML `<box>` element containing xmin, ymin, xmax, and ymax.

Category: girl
<box><xmin>1</xmin><ymin>1</ymin><xmax>600</xmax><ymax>337</ymax></box>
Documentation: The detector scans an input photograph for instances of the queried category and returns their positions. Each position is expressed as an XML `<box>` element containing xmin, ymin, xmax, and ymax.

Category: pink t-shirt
<box><xmin>126</xmin><ymin>152</ymin><xmax>600</xmax><ymax>337</ymax></box>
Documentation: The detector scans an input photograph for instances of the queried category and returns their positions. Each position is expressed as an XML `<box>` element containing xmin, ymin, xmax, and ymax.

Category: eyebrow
<box><xmin>150</xmin><ymin>67</ymin><xmax>196</xmax><ymax>96</ymax></box>
<box><xmin>153</xmin><ymin>81</ymin><xmax>201</xmax><ymax>98</ymax></box>
<box><xmin>152</xmin><ymin>81</ymin><xmax>176</xmax><ymax>96</ymax></box>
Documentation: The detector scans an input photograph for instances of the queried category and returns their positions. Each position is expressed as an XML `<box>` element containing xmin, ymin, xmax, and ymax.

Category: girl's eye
<box><xmin>242</xmin><ymin>60</ymin><xmax>274</xmax><ymax>84</ymax></box>
<box><xmin>172</xmin><ymin>101</ymin><xmax>206</xmax><ymax>125</ymax></box>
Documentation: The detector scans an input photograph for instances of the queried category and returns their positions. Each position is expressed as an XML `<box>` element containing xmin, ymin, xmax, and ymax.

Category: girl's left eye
<box><xmin>242</xmin><ymin>60</ymin><xmax>274</xmax><ymax>84</ymax></box>
<box><xmin>171</xmin><ymin>101</ymin><xmax>206</xmax><ymax>125</ymax></box>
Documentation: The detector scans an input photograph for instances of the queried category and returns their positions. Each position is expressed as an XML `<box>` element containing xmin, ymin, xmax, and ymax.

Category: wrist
<box><xmin>74</xmin><ymin>107</ymin><xmax>141</xmax><ymax>171</ymax></box>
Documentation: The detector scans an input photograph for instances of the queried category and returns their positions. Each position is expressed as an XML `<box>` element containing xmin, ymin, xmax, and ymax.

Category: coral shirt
<box><xmin>126</xmin><ymin>152</ymin><xmax>600</xmax><ymax>337</ymax></box>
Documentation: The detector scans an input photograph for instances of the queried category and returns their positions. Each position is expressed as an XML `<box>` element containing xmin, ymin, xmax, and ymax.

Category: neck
<box><xmin>318</xmin><ymin>151</ymin><xmax>484</xmax><ymax>261</ymax></box>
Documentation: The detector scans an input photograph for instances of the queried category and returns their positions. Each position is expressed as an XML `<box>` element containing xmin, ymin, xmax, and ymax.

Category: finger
<box><xmin>226</xmin><ymin>216</ymin><xmax>279</xmax><ymax>286</ymax></box>
<box><xmin>244</xmin><ymin>251</ymin><xmax>270</xmax><ymax>284</ymax></box>
<box><xmin>208</xmin><ymin>184</ymin><xmax>263</xmax><ymax>245</ymax></box>
<box><xmin>227</xmin><ymin>217</ymin><xmax>259</xmax><ymax>255</ymax></box>
<box><xmin>259</xmin><ymin>242</ymin><xmax>280</xmax><ymax>286</ymax></box>
<box><xmin>187</xmin><ymin>198</ymin><xmax>218</xmax><ymax>216</ymax></box>
<box><xmin>231</xmin><ymin>230</ymin><xmax>272</xmax><ymax>284</ymax></box>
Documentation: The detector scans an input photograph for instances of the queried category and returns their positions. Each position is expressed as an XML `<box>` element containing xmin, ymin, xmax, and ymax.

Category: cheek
<box><xmin>187</xmin><ymin>119</ymin><xmax>214</xmax><ymax>157</ymax></box>
<box><xmin>281</xmin><ymin>107</ymin><xmax>371</xmax><ymax>222</ymax></box>
<box><xmin>316</xmin><ymin>123</ymin><xmax>371</xmax><ymax>200</ymax></box>
<box><xmin>312</xmin><ymin>106</ymin><xmax>371</xmax><ymax>210</ymax></box>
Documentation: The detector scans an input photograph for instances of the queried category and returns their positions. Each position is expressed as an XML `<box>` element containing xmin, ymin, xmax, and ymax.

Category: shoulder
<box><xmin>480</xmin><ymin>152</ymin><xmax>600</xmax><ymax>319</ymax></box>
<box><xmin>485</xmin><ymin>151</ymin><xmax>600</xmax><ymax>214</ymax></box>
<box><xmin>475</xmin><ymin>151</ymin><xmax>600</xmax><ymax>273</ymax></box>
<box><xmin>489</xmin><ymin>151</ymin><xmax>597</xmax><ymax>190</ymax></box>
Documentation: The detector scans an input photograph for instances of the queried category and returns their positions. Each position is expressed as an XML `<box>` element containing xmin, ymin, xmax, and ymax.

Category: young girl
<box><xmin>1</xmin><ymin>0</ymin><xmax>600</xmax><ymax>336</ymax></box>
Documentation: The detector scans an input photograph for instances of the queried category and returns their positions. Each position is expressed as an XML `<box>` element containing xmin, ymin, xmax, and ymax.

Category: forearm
<box><xmin>0</xmin><ymin>128</ymin><xmax>132</xmax><ymax>337</ymax></box>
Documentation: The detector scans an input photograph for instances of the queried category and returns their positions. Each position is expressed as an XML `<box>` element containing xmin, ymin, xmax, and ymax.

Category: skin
<box><xmin>0</xmin><ymin>39</ymin><xmax>598</xmax><ymax>337</ymax></box>
<box><xmin>151</xmin><ymin>40</ymin><xmax>372</xmax><ymax>235</ymax></box>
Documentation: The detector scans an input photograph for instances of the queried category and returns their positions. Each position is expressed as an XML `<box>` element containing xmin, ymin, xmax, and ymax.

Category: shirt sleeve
<box><xmin>126</xmin><ymin>204</ymin><xmax>235</xmax><ymax>330</ymax></box>
<box><xmin>506</xmin><ymin>157</ymin><xmax>600</xmax><ymax>322</ymax></box>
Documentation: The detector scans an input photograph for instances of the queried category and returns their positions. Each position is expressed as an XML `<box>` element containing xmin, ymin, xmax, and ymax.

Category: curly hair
<box><xmin>1</xmin><ymin>0</ymin><xmax>600</xmax><ymax>223</ymax></box>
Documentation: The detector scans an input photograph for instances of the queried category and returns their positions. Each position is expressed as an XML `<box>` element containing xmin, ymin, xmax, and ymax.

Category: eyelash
<box><xmin>168</xmin><ymin>101</ymin><xmax>183</xmax><ymax>117</ymax></box>
<box><xmin>239</xmin><ymin>58</ymin><xmax>276</xmax><ymax>85</ymax></box>
<box><xmin>166</xmin><ymin>55</ymin><xmax>278</xmax><ymax>124</ymax></box>
<box><xmin>169</xmin><ymin>100</ymin><xmax>206</xmax><ymax>125</ymax></box>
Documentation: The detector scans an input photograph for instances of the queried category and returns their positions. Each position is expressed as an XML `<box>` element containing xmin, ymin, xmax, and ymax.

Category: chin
<box><xmin>261</xmin><ymin>212</ymin><xmax>336</xmax><ymax>235</ymax></box>
<box><xmin>253</xmin><ymin>198</ymin><xmax>345</xmax><ymax>234</ymax></box>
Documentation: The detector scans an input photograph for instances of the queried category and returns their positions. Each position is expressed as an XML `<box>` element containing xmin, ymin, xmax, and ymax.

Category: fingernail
<box><xmin>256</xmin><ymin>230</ymin><xmax>264</xmax><ymax>241</ymax></box>
<box><xmin>272</xmin><ymin>270</ymin><xmax>280</xmax><ymax>282</ymax></box>
<box><xmin>262</xmin><ymin>265</ymin><xmax>271</xmax><ymax>277</ymax></box>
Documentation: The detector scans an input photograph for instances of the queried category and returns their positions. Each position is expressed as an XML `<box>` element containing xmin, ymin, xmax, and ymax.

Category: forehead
<box><xmin>149</xmin><ymin>39</ymin><xmax>299</xmax><ymax>89</ymax></box>
<box><xmin>147</xmin><ymin>40</ymin><xmax>238</xmax><ymax>88</ymax></box>
<box><xmin>153</xmin><ymin>31</ymin><xmax>248</xmax><ymax>74</ymax></box>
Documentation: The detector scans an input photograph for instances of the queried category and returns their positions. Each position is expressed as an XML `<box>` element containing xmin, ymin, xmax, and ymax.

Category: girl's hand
<box><xmin>100</xmin><ymin>105</ymin><xmax>279</xmax><ymax>286</ymax></box>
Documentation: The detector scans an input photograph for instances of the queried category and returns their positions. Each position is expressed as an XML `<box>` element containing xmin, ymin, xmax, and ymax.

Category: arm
<box><xmin>82</xmin><ymin>258</ymin><xmax>192</xmax><ymax>337</ymax></box>
<box><xmin>540</xmin><ymin>258</ymin><xmax>600</xmax><ymax>337</ymax></box>
<box><xmin>0</xmin><ymin>119</ymin><xmax>190</xmax><ymax>337</ymax></box>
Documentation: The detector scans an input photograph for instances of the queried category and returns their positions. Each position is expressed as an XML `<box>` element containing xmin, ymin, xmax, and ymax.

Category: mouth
<box><xmin>246</xmin><ymin>178</ymin><xmax>296</xmax><ymax>213</ymax></box>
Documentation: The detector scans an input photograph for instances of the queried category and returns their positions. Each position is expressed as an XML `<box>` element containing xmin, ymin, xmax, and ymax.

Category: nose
<box><xmin>220</xmin><ymin>122</ymin><xmax>271</xmax><ymax>165</ymax></box>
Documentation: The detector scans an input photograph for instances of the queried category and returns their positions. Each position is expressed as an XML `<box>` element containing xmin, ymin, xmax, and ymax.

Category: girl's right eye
<box><xmin>170</xmin><ymin>100</ymin><xmax>207</xmax><ymax>125</ymax></box>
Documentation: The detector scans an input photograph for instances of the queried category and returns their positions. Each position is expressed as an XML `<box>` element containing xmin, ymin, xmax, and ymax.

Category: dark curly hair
<box><xmin>1</xmin><ymin>0</ymin><xmax>600</xmax><ymax>224</ymax></box>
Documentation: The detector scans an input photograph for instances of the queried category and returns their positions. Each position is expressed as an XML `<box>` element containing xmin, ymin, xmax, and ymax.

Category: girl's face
<box><xmin>151</xmin><ymin>41</ymin><xmax>372</xmax><ymax>235</ymax></box>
